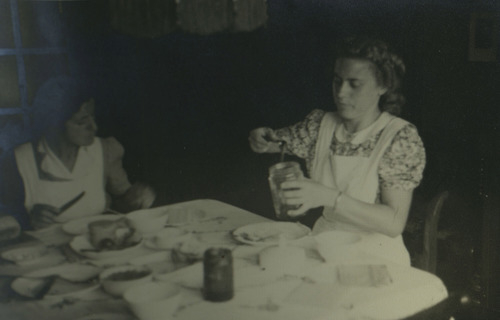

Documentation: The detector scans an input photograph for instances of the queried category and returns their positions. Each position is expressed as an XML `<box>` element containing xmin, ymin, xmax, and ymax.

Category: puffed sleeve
<box><xmin>101</xmin><ymin>137</ymin><xmax>132</xmax><ymax>196</ymax></box>
<box><xmin>274</xmin><ymin>109</ymin><xmax>325</xmax><ymax>161</ymax></box>
<box><xmin>378</xmin><ymin>124</ymin><xmax>426</xmax><ymax>191</ymax></box>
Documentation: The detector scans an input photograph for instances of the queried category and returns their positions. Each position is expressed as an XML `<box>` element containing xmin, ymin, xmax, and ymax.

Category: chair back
<box><xmin>421</xmin><ymin>190</ymin><xmax>449</xmax><ymax>274</ymax></box>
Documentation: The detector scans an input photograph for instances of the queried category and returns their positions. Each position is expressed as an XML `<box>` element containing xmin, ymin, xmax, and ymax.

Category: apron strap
<box><xmin>311</xmin><ymin>112</ymin><xmax>338</xmax><ymax>185</ymax></box>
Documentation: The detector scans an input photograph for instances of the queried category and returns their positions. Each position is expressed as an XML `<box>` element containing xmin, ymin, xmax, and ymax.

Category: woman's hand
<box><xmin>127</xmin><ymin>182</ymin><xmax>156</xmax><ymax>209</ymax></box>
<box><xmin>248</xmin><ymin>127</ymin><xmax>282</xmax><ymax>153</ymax></box>
<box><xmin>112</xmin><ymin>182</ymin><xmax>156</xmax><ymax>213</ymax></box>
<box><xmin>30</xmin><ymin>204</ymin><xmax>60</xmax><ymax>229</ymax></box>
<box><xmin>280</xmin><ymin>179</ymin><xmax>339</xmax><ymax>217</ymax></box>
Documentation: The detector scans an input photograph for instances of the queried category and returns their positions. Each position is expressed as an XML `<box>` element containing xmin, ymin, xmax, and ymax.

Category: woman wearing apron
<box><xmin>249</xmin><ymin>37</ymin><xmax>425</xmax><ymax>266</ymax></box>
<box><xmin>0</xmin><ymin>76</ymin><xmax>156</xmax><ymax>230</ymax></box>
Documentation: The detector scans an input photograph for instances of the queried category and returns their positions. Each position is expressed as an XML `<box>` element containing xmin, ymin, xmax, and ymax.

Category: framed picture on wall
<box><xmin>468</xmin><ymin>12</ymin><xmax>498</xmax><ymax>62</ymax></box>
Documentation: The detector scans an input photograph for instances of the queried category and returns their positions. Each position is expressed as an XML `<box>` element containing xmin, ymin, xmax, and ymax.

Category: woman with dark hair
<box><xmin>0</xmin><ymin>76</ymin><xmax>156</xmax><ymax>230</ymax></box>
<box><xmin>248</xmin><ymin>37</ymin><xmax>425</xmax><ymax>265</ymax></box>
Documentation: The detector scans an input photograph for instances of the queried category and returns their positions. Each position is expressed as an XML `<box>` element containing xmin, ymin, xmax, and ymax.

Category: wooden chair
<box><xmin>418</xmin><ymin>190</ymin><xmax>450</xmax><ymax>274</ymax></box>
<box><xmin>403</xmin><ymin>191</ymin><xmax>477</xmax><ymax>320</ymax></box>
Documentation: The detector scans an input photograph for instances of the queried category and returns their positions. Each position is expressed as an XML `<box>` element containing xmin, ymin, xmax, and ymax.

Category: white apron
<box><xmin>15</xmin><ymin>138</ymin><xmax>106</xmax><ymax>223</ymax></box>
<box><xmin>311</xmin><ymin>112</ymin><xmax>411</xmax><ymax>266</ymax></box>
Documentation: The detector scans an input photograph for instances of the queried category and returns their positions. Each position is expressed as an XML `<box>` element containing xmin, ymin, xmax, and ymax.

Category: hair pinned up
<box><xmin>335</xmin><ymin>36</ymin><xmax>406</xmax><ymax>115</ymax></box>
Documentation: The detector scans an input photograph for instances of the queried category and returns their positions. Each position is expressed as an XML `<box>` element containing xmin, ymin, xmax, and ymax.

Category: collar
<box><xmin>36</xmin><ymin>138</ymin><xmax>95</xmax><ymax>180</ymax></box>
<box><xmin>335</xmin><ymin>112</ymin><xmax>391</xmax><ymax>144</ymax></box>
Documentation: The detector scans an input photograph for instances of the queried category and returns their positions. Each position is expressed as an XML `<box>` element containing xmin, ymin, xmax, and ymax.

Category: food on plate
<box><xmin>24</xmin><ymin>263</ymin><xmax>103</xmax><ymax>283</ymax></box>
<box><xmin>88</xmin><ymin>218</ymin><xmax>137</xmax><ymax>251</ymax></box>
<box><xmin>99</xmin><ymin>265</ymin><xmax>153</xmax><ymax>297</ymax></box>
<box><xmin>1</xmin><ymin>245</ymin><xmax>48</xmax><ymax>265</ymax></box>
<box><xmin>239</xmin><ymin>231</ymin><xmax>279</xmax><ymax>243</ymax></box>
<box><xmin>166</xmin><ymin>207</ymin><xmax>206</xmax><ymax>225</ymax></box>
<box><xmin>11</xmin><ymin>277</ymin><xmax>99</xmax><ymax>300</ymax></box>
<box><xmin>233</xmin><ymin>222</ymin><xmax>311</xmax><ymax>245</ymax></box>
<box><xmin>171</xmin><ymin>234</ymin><xmax>208</xmax><ymax>264</ymax></box>
<box><xmin>106</xmin><ymin>269</ymin><xmax>151</xmax><ymax>281</ymax></box>
<box><xmin>11</xmin><ymin>276</ymin><xmax>55</xmax><ymax>299</ymax></box>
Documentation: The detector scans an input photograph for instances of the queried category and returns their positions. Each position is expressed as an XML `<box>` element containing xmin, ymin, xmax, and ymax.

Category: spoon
<box><xmin>279</xmin><ymin>141</ymin><xmax>287</xmax><ymax>163</ymax></box>
<box><xmin>262</xmin><ymin>134</ymin><xmax>287</xmax><ymax>163</ymax></box>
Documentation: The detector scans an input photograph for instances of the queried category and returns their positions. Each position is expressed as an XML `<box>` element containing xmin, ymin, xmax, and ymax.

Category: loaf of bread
<box><xmin>88</xmin><ymin>217</ymin><xmax>135</xmax><ymax>250</ymax></box>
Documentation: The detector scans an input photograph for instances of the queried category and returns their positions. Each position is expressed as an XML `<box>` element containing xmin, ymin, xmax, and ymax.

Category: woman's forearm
<box><xmin>326</xmin><ymin>189</ymin><xmax>412</xmax><ymax>237</ymax></box>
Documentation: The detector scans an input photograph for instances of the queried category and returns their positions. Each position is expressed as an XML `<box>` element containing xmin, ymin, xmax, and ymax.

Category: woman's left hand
<box><xmin>280</xmin><ymin>178</ymin><xmax>338</xmax><ymax>217</ymax></box>
<box><xmin>128</xmin><ymin>182</ymin><xmax>156</xmax><ymax>209</ymax></box>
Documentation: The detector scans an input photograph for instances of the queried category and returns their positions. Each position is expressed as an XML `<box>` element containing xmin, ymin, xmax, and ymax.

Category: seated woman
<box><xmin>249</xmin><ymin>37</ymin><xmax>425</xmax><ymax>265</ymax></box>
<box><xmin>0</xmin><ymin>76</ymin><xmax>156</xmax><ymax>230</ymax></box>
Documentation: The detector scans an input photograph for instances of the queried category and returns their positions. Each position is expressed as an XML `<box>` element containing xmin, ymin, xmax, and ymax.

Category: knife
<box><xmin>58</xmin><ymin>191</ymin><xmax>86</xmax><ymax>215</ymax></box>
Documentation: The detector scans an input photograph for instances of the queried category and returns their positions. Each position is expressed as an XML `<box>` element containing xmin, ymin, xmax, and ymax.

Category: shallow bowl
<box><xmin>1</xmin><ymin>244</ymin><xmax>48</xmax><ymax>266</ymax></box>
<box><xmin>99</xmin><ymin>265</ymin><xmax>152</xmax><ymax>297</ymax></box>
<box><xmin>314</xmin><ymin>230</ymin><xmax>362</xmax><ymax>262</ymax></box>
<box><xmin>127</xmin><ymin>208</ymin><xmax>169</xmax><ymax>235</ymax></box>
<box><xmin>124</xmin><ymin>281</ymin><xmax>181</xmax><ymax>320</ymax></box>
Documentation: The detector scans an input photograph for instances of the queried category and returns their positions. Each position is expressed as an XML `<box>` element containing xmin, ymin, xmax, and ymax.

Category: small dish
<box><xmin>70</xmin><ymin>233</ymin><xmax>143</xmax><ymax>260</ymax></box>
<box><xmin>62</xmin><ymin>215</ymin><xmax>123</xmax><ymax>236</ymax></box>
<box><xmin>314</xmin><ymin>230</ymin><xmax>362</xmax><ymax>262</ymax></box>
<box><xmin>11</xmin><ymin>276</ymin><xmax>99</xmax><ymax>300</ymax></box>
<box><xmin>232</xmin><ymin>222</ymin><xmax>311</xmax><ymax>246</ymax></box>
<box><xmin>1</xmin><ymin>244</ymin><xmax>53</xmax><ymax>266</ymax></box>
<box><xmin>99</xmin><ymin>265</ymin><xmax>153</xmax><ymax>297</ymax></box>
<box><xmin>24</xmin><ymin>263</ymin><xmax>102</xmax><ymax>282</ymax></box>
<box><xmin>124</xmin><ymin>281</ymin><xmax>181</xmax><ymax>320</ymax></box>
<box><xmin>126</xmin><ymin>208</ymin><xmax>170</xmax><ymax>234</ymax></box>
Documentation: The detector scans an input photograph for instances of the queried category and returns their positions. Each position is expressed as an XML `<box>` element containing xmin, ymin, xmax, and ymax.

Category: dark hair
<box><xmin>32</xmin><ymin>76</ymin><xmax>91</xmax><ymax>139</ymax></box>
<box><xmin>335</xmin><ymin>36</ymin><xmax>406</xmax><ymax>115</ymax></box>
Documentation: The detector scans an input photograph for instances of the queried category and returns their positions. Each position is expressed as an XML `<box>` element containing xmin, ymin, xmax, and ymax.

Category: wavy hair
<box><xmin>335</xmin><ymin>36</ymin><xmax>406</xmax><ymax>115</ymax></box>
<box><xmin>31</xmin><ymin>76</ymin><xmax>91</xmax><ymax>140</ymax></box>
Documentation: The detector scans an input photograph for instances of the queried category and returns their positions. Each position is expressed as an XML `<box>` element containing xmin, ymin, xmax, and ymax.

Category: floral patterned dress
<box><xmin>274</xmin><ymin>109</ymin><xmax>426</xmax><ymax>265</ymax></box>
<box><xmin>275</xmin><ymin>109</ymin><xmax>425</xmax><ymax>199</ymax></box>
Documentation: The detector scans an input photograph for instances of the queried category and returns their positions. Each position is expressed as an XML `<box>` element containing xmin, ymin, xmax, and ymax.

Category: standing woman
<box><xmin>249</xmin><ymin>37</ymin><xmax>425</xmax><ymax>265</ymax></box>
<box><xmin>0</xmin><ymin>76</ymin><xmax>156</xmax><ymax>230</ymax></box>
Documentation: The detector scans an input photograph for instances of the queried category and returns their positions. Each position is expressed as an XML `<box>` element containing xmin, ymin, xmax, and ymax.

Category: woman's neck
<box><xmin>342</xmin><ymin>109</ymin><xmax>382</xmax><ymax>134</ymax></box>
<box><xmin>45</xmin><ymin>133</ymin><xmax>79</xmax><ymax>172</ymax></box>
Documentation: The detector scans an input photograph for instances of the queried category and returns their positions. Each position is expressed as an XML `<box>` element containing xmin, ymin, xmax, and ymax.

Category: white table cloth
<box><xmin>0</xmin><ymin>199</ymin><xmax>448</xmax><ymax>320</ymax></box>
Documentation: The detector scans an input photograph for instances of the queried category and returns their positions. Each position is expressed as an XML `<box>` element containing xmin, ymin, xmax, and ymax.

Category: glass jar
<box><xmin>203</xmin><ymin>248</ymin><xmax>233</xmax><ymax>302</ymax></box>
<box><xmin>268</xmin><ymin>161</ymin><xmax>304</xmax><ymax>220</ymax></box>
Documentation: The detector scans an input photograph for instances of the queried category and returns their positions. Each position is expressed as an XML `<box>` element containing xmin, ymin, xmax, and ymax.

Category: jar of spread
<box><xmin>268</xmin><ymin>161</ymin><xmax>304</xmax><ymax>220</ymax></box>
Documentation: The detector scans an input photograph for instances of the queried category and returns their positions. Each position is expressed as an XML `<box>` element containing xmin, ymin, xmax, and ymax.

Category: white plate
<box><xmin>1</xmin><ymin>245</ymin><xmax>66</xmax><ymax>268</ymax></box>
<box><xmin>70</xmin><ymin>234</ymin><xmax>143</xmax><ymax>260</ymax></box>
<box><xmin>1</xmin><ymin>244</ymin><xmax>48</xmax><ymax>265</ymax></box>
<box><xmin>62</xmin><ymin>215</ymin><xmax>124</xmax><ymax>235</ymax></box>
<box><xmin>76</xmin><ymin>313</ymin><xmax>136</xmax><ymax>320</ymax></box>
<box><xmin>232</xmin><ymin>222</ymin><xmax>311</xmax><ymax>246</ymax></box>
<box><xmin>24</xmin><ymin>263</ymin><xmax>103</xmax><ymax>282</ymax></box>
<box><xmin>11</xmin><ymin>276</ymin><xmax>99</xmax><ymax>300</ymax></box>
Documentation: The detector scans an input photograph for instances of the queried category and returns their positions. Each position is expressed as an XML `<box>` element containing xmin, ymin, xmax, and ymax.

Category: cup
<box><xmin>268</xmin><ymin>161</ymin><xmax>304</xmax><ymax>220</ymax></box>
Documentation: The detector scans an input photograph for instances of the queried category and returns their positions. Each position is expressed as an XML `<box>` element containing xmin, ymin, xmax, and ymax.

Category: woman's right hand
<box><xmin>248</xmin><ymin>127</ymin><xmax>282</xmax><ymax>153</ymax></box>
<box><xmin>30</xmin><ymin>204</ymin><xmax>60</xmax><ymax>229</ymax></box>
